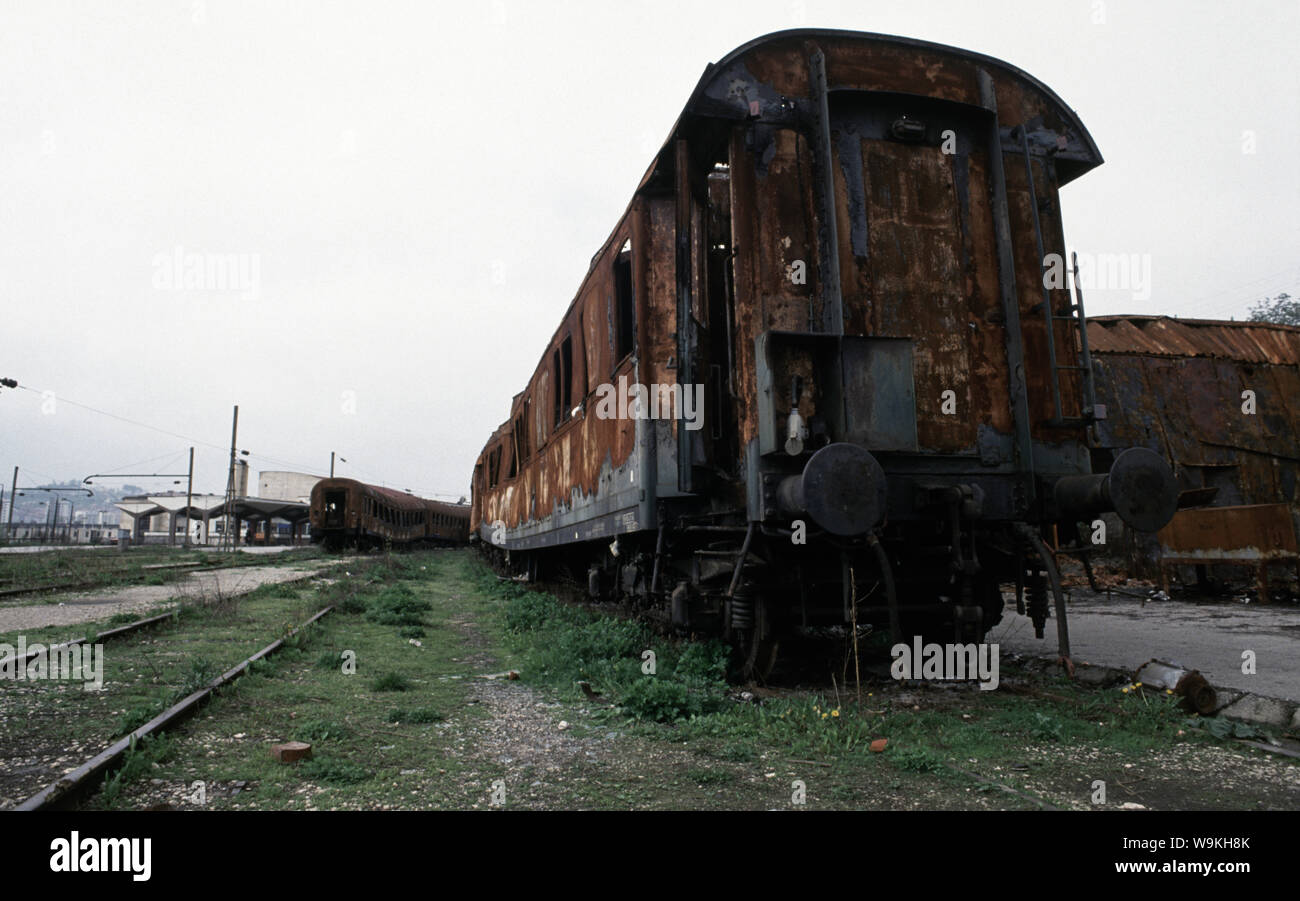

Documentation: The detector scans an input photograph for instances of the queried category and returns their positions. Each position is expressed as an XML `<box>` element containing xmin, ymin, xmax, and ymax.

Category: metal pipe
<box><xmin>1017</xmin><ymin>524</ymin><xmax>1071</xmax><ymax>666</ymax></box>
<box><xmin>868</xmin><ymin>533</ymin><xmax>901</xmax><ymax>646</ymax></box>
<box><xmin>726</xmin><ymin>521</ymin><xmax>756</xmax><ymax>599</ymax></box>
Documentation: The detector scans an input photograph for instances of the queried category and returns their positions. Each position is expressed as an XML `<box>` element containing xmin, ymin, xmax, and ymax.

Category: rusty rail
<box><xmin>14</xmin><ymin>605</ymin><xmax>335</xmax><ymax>811</ymax></box>
<box><xmin>0</xmin><ymin>610</ymin><xmax>177</xmax><ymax>672</ymax></box>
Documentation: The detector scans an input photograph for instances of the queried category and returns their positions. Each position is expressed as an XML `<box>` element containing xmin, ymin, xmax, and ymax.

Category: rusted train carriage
<box><xmin>472</xmin><ymin>29</ymin><xmax>1178</xmax><ymax>675</ymax></box>
<box><xmin>310</xmin><ymin>478</ymin><xmax>470</xmax><ymax>549</ymax></box>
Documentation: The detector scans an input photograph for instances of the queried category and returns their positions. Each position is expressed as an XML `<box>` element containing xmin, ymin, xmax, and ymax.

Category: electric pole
<box><xmin>184</xmin><ymin>446</ymin><xmax>194</xmax><ymax>548</ymax></box>
<box><xmin>220</xmin><ymin>406</ymin><xmax>239</xmax><ymax>551</ymax></box>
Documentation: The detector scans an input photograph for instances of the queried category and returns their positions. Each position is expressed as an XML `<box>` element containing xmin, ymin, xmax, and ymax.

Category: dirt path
<box><xmin>0</xmin><ymin>562</ymin><xmax>334</xmax><ymax>634</ymax></box>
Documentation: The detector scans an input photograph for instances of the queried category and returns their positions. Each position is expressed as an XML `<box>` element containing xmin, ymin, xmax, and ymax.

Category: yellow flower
<box><xmin>1135</xmin><ymin>682</ymin><xmax>1142</xmax><ymax>687</ymax></box>
<box><xmin>822</xmin><ymin>713</ymin><xmax>828</xmax><ymax>719</ymax></box>
<box><xmin>1165</xmin><ymin>689</ymin><xmax>1174</xmax><ymax>695</ymax></box>
<box><xmin>831</xmin><ymin>710</ymin><xmax>840</xmax><ymax>718</ymax></box>
<box><xmin>1122</xmin><ymin>687</ymin><xmax>1130</xmax><ymax>693</ymax></box>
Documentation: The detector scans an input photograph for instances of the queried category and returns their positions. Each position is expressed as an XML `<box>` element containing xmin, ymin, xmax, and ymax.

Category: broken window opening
<box><xmin>614</xmin><ymin>238</ymin><xmax>635</xmax><ymax>364</ymax></box>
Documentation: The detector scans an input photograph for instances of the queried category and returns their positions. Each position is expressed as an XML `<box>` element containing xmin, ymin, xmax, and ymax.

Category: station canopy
<box><xmin>115</xmin><ymin>493</ymin><xmax>310</xmax><ymax>523</ymax></box>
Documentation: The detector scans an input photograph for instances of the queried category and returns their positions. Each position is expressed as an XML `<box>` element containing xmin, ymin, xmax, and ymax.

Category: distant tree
<box><xmin>1247</xmin><ymin>292</ymin><xmax>1300</xmax><ymax>326</ymax></box>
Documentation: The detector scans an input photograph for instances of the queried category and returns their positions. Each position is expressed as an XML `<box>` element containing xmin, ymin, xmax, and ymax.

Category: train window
<box><xmin>614</xmin><ymin>238</ymin><xmax>634</xmax><ymax>363</ymax></box>
<box><xmin>552</xmin><ymin>337</ymin><xmax>573</xmax><ymax>430</ymax></box>
<box><xmin>513</xmin><ymin>408</ymin><xmax>529</xmax><ymax>467</ymax></box>
<box><xmin>560</xmin><ymin>336</ymin><xmax>573</xmax><ymax>420</ymax></box>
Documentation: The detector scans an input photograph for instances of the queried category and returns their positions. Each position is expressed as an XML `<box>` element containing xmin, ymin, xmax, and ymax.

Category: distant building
<box><xmin>114</xmin><ymin>470</ymin><xmax>323</xmax><ymax>546</ymax></box>
<box><xmin>1085</xmin><ymin>315</ymin><xmax>1300</xmax><ymax>581</ymax></box>
<box><xmin>258</xmin><ymin>471</ymin><xmax>323</xmax><ymax>503</ymax></box>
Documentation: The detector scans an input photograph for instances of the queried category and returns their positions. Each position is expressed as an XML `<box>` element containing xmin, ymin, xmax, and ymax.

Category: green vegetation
<box><xmin>498</xmin><ymin>577</ymin><xmax>729</xmax><ymax>722</ymax></box>
<box><xmin>386</xmin><ymin>707</ymin><xmax>445</xmax><ymax>724</ymax></box>
<box><xmin>57</xmin><ymin>549</ymin><xmax>1293</xmax><ymax>812</ymax></box>
<box><xmin>0</xmin><ymin>545</ymin><xmax>321</xmax><ymax>604</ymax></box>
<box><xmin>369</xmin><ymin>672</ymin><xmax>412</xmax><ymax>692</ymax></box>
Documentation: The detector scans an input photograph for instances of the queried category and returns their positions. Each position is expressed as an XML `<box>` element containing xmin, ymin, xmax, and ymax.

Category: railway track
<box><xmin>0</xmin><ymin>556</ymin><xmax>291</xmax><ymax>601</ymax></box>
<box><xmin>2</xmin><ymin>604</ymin><xmax>335</xmax><ymax>810</ymax></box>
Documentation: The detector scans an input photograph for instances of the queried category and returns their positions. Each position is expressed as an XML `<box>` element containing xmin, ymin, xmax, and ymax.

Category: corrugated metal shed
<box><xmin>1085</xmin><ymin>315</ymin><xmax>1300</xmax><ymax>577</ymax></box>
<box><xmin>1087</xmin><ymin>315</ymin><xmax>1300</xmax><ymax>364</ymax></box>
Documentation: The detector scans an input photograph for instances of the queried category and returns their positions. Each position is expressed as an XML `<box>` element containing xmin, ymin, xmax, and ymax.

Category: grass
<box><xmin>68</xmin><ymin>549</ymin><xmax>1298</xmax><ymax>812</ymax></box>
<box><xmin>498</xmin><ymin>577</ymin><xmax>730</xmax><ymax>722</ymax></box>
<box><xmin>0</xmin><ymin>567</ymin><xmax>338</xmax><ymax>807</ymax></box>
<box><xmin>77</xmin><ymin>549</ymin><xmax>508</xmax><ymax>810</ymax></box>
<box><xmin>0</xmin><ymin>545</ymin><xmax>322</xmax><ymax>603</ymax></box>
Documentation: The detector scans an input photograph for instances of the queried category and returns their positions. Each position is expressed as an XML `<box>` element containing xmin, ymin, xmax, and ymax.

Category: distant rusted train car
<box><xmin>310</xmin><ymin>478</ymin><xmax>469</xmax><ymax>550</ymax></box>
<box><xmin>472</xmin><ymin>29</ymin><xmax>1178</xmax><ymax>676</ymax></box>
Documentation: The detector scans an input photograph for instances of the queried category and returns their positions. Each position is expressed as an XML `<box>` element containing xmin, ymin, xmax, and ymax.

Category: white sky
<box><xmin>3</xmin><ymin>0</ymin><xmax>1297</xmax><ymax>500</ymax></box>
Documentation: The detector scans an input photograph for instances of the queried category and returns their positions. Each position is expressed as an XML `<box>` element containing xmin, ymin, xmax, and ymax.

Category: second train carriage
<box><xmin>310</xmin><ymin>478</ymin><xmax>470</xmax><ymax>549</ymax></box>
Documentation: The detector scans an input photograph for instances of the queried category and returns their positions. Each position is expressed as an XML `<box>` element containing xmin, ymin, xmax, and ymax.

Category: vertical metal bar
<box><xmin>222</xmin><ymin>405</ymin><xmax>239</xmax><ymax>551</ymax></box>
<box><xmin>1070</xmin><ymin>251</ymin><xmax>1098</xmax><ymax>416</ymax></box>
<box><xmin>808</xmin><ymin>47</ymin><xmax>843</xmax><ymax>335</ymax></box>
<box><xmin>675</xmin><ymin>139</ymin><xmax>695</xmax><ymax>494</ymax></box>
<box><xmin>7</xmin><ymin>467</ymin><xmax>17</xmax><ymax>540</ymax></box>
<box><xmin>184</xmin><ymin>447</ymin><xmax>194</xmax><ymax>548</ymax></box>
<box><xmin>1018</xmin><ymin>126</ymin><xmax>1063</xmax><ymax>423</ymax></box>
<box><xmin>978</xmin><ymin>70</ymin><xmax>1035</xmax><ymax>502</ymax></box>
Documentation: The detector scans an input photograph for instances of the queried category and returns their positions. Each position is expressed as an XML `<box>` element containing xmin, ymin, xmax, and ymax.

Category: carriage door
<box><xmin>828</xmin><ymin>93</ymin><xmax>1012</xmax><ymax>458</ymax></box>
<box><xmin>324</xmin><ymin>490</ymin><xmax>346</xmax><ymax>528</ymax></box>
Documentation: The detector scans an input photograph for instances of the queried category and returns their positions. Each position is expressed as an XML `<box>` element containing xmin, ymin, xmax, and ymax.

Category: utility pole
<box><xmin>220</xmin><ymin>406</ymin><xmax>239</xmax><ymax>551</ymax></box>
<box><xmin>184</xmin><ymin>446</ymin><xmax>194</xmax><ymax>548</ymax></box>
<box><xmin>6</xmin><ymin>466</ymin><xmax>16</xmax><ymax>541</ymax></box>
<box><xmin>330</xmin><ymin>451</ymin><xmax>334</xmax><ymax>478</ymax></box>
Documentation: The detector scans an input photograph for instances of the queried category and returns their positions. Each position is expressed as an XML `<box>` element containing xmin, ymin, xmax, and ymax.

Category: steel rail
<box><xmin>14</xmin><ymin>604</ymin><xmax>335</xmax><ymax>811</ymax></box>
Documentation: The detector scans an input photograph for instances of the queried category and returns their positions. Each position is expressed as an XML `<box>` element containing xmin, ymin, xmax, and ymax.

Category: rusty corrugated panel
<box><xmin>1091</xmin><ymin>319</ymin><xmax>1300</xmax><ymax>518</ymax></box>
<box><xmin>1087</xmin><ymin>315</ymin><xmax>1300</xmax><ymax>364</ymax></box>
<box><xmin>1158</xmin><ymin>503</ymin><xmax>1298</xmax><ymax>561</ymax></box>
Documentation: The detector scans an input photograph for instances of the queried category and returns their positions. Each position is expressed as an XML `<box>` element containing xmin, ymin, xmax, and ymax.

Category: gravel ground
<box><xmin>0</xmin><ymin>563</ymin><xmax>333</xmax><ymax>634</ymax></box>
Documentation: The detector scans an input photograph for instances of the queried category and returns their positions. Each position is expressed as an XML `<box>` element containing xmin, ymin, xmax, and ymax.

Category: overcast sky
<box><xmin>3</xmin><ymin>0</ymin><xmax>1297</xmax><ymax>502</ymax></box>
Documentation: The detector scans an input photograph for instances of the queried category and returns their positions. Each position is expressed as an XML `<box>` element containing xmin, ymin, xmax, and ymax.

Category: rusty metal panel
<box><xmin>1088</xmin><ymin>315</ymin><xmax>1300</xmax><ymax>364</ymax></box>
<box><xmin>1091</xmin><ymin>319</ymin><xmax>1300</xmax><ymax>513</ymax></box>
<box><xmin>1157</xmin><ymin>503</ymin><xmax>1298</xmax><ymax>561</ymax></box>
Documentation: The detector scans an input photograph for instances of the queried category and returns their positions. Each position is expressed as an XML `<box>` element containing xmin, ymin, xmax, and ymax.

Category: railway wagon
<box><xmin>310</xmin><ymin>478</ymin><xmax>470</xmax><ymax>550</ymax></box>
<box><xmin>471</xmin><ymin>29</ymin><xmax>1179</xmax><ymax>676</ymax></box>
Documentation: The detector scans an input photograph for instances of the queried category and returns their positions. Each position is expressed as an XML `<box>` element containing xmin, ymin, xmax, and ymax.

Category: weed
<box><xmin>386</xmin><ymin>707</ymin><xmax>445</xmax><ymax>724</ymax></box>
<box><xmin>365</xmin><ymin>585</ymin><xmax>431</xmax><ymax>627</ymax></box>
<box><xmin>177</xmin><ymin>657</ymin><xmax>219</xmax><ymax>698</ymax></box>
<box><xmin>99</xmin><ymin>734</ymin><xmax>173</xmax><ymax>807</ymax></box>
<box><xmin>294</xmin><ymin>719</ymin><xmax>350</xmax><ymax>742</ymax></box>
<box><xmin>889</xmin><ymin>746</ymin><xmax>946</xmax><ymax>773</ymax></box>
<box><xmin>299</xmin><ymin>756</ymin><xmax>371</xmax><ymax>785</ymax></box>
<box><xmin>684</xmin><ymin>767</ymin><xmax>735</xmax><ymax>785</ymax></box>
<box><xmin>369</xmin><ymin>672</ymin><xmax>411</xmax><ymax>692</ymax></box>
